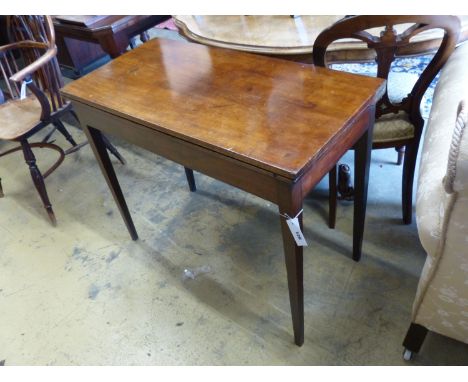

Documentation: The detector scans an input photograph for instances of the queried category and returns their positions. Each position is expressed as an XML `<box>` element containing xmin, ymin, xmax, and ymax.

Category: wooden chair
<box><xmin>0</xmin><ymin>16</ymin><xmax>69</xmax><ymax>224</ymax></box>
<box><xmin>7</xmin><ymin>15</ymin><xmax>126</xmax><ymax>163</ymax></box>
<box><xmin>6</xmin><ymin>15</ymin><xmax>80</xmax><ymax>149</ymax></box>
<box><xmin>312</xmin><ymin>16</ymin><xmax>460</xmax><ymax>227</ymax></box>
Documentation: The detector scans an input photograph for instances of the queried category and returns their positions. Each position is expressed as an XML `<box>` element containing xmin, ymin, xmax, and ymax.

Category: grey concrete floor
<box><xmin>1</xmin><ymin>29</ymin><xmax>468</xmax><ymax>366</ymax></box>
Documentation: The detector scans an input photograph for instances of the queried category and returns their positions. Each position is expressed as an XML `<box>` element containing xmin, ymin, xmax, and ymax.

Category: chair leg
<box><xmin>337</xmin><ymin>163</ymin><xmax>354</xmax><ymax>201</ymax></box>
<box><xmin>68</xmin><ymin>108</ymin><xmax>126</xmax><ymax>164</ymax></box>
<box><xmin>184</xmin><ymin>167</ymin><xmax>197</xmax><ymax>192</ymax></box>
<box><xmin>403</xmin><ymin>323</ymin><xmax>428</xmax><ymax>356</ymax></box>
<box><xmin>402</xmin><ymin>143</ymin><xmax>418</xmax><ymax>225</ymax></box>
<box><xmin>41</xmin><ymin>125</ymin><xmax>59</xmax><ymax>144</ymax></box>
<box><xmin>100</xmin><ymin>134</ymin><xmax>126</xmax><ymax>165</ymax></box>
<box><xmin>0</xmin><ymin>177</ymin><xmax>4</xmax><ymax>197</ymax></box>
<box><xmin>69</xmin><ymin>109</ymin><xmax>80</xmax><ymax>125</ymax></box>
<box><xmin>396</xmin><ymin>146</ymin><xmax>405</xmax><ymax>166</ymax></box>
<box><xmin>53</xmin><ymin>119</ymin><xmax>78</xmax><ymax>147</ymax></box>
<box><xmin>20</xmin><ymin>139</ymin><xmax>57</xmax><ymax>226</ymax></box>
<box><xmin>328</xmin><ymin>165</ymin><xmax>337</xmax><ymax>229</ymax></box>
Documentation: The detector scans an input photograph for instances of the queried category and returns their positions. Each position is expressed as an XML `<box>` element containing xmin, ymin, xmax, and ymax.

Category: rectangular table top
<box><xmin>62</xmin><ymin>38</ymin><xmax>384</xmax><ymax>179</ymax></box>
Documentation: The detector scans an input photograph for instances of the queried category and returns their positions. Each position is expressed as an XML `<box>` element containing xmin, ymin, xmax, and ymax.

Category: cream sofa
<box><xmin>402</xmin><ymin>42</ymin><xmax>468</xmax><ymax>359</ymax></box>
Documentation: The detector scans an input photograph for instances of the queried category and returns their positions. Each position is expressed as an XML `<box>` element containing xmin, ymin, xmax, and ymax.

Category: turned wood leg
<box><xmin>396</xmin><ymin>146</ymin><xmax>405</xmax><ymax>166</ymax></box>
<box><xmin>402</xmin><ymin>142</ymin><xmax>419</xmax><ymax>225</ymax></box>
<box><xmin>21</xmin><ymin>139</ymin><xmax>56</xmax><ymax>226</ymax></box>
<box><xmin>277</xmin><ymin>181</ymin><xmax>304</xmax><ymax>346</ymax></box>
<box><xmin>352</xmin><ymin>109</ymin><xmax>374</xmax><ymax>262</ymax></box>
<box><xmin>328</xmin><ymin>165</ymin><xmax>337</xmax><ymax>229</ymax></box>
<box><xmin>403</xmin><ymin>322</ymin><xmax>428</xmax><ymax>354</ymax></box>
<box><xmin>83</xmin><ymin>125</ymin><xmax>138</xmax><ymax>241</ymax></box>
<box><xmin>53</xmin><ymin>119</ymin><xmax>78</xmax><ymax>147</ymax></box>
<box><xmin>184</xmin><ymin>167</ymin><xmax>197</xmax><ymax>192</ymax></box>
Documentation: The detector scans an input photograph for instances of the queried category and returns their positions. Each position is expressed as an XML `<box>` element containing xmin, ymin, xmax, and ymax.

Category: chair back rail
<box><xmin>6</xmin><ymin>15</ymin><xmax>66</xmax><ymax>111</ymax></box>
<box><xmin>313</xmin><ymin>15</ymin><xmax>460</xmax><ymax>133</ymax></box>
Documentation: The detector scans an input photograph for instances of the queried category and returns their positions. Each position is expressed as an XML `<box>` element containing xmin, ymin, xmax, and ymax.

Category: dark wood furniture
<box><xmin>61</xmin><ymin>38</ymin><xmax>385</xmax><ymax>346</ymax></box>
<box><xmin>54</xmin><ymin>34</ymin><xmax>109</xmax><ymax>79</ymax></box>
<box><xmin>312</xmin><ymin>16</ymin><xmax>460</xmax><ymax>227</ymax></box>
<box><xmin>52</xmin><ymin>15</ymin><xmax>170</xmax><ymax>77</ymax></box>
<box><xmin>0</xmin><ymin>16</ymin><xmax>78</xmax><ymax>225</ymax></box>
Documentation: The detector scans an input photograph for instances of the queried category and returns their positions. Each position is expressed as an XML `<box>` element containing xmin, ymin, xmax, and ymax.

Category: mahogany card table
<box><xmin>62</xmin><ymin>38</ymin><xmax>385</xmax><ymax>346</ymax></box>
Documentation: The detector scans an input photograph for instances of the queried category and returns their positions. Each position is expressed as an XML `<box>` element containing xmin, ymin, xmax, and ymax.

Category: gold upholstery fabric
<box><xmin>373</xmin><ymin>111</ymin><xmax>415</xmax><ymax>143</ymax></box>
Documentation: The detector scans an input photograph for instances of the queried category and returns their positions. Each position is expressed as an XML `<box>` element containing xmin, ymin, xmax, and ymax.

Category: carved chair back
<box><xmin>313</xmin><ymin>16</ymin><xmax>460</xmax><ymax>134</ymax></box>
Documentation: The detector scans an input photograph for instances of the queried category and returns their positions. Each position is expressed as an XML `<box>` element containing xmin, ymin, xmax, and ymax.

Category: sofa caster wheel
<box><xmin>403</xmin><ymin>349</ymin><xmax>413</xmax><ymax>361</ymax></box>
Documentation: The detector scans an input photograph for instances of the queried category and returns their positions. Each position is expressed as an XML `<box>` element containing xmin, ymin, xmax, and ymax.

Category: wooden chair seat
<box><xmin>0</xmin><ymin>96</ymin><xmax>42</xmax><ymax>140</ymax></box>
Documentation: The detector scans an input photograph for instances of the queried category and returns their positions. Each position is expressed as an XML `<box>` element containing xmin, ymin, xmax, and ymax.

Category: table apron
<box><xmin>73</xmin><ymin>101</ymin><xmax>286</xmax><ymax>204</ymax></box>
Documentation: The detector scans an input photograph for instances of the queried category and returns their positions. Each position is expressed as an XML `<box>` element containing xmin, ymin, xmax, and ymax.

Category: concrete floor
<box><xmin>1</xmin><ymin>30</ymin><xmax>468</xmax><ymax>366</ymax></box>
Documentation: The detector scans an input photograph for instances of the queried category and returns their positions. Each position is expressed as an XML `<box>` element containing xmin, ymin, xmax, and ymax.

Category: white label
<box><xmin>285</xmin><ymin>217</ymin><xmax>308</xmax><ymax>247</ymax></box>
<box><xmin>20</xmin><ymin>81</ymin><xmax>27</xmax><ymax>100</ymax></box>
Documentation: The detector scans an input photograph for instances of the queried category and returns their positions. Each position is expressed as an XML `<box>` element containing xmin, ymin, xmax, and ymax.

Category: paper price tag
<box><xmin>20</xmin><ymin>81</ymin><xmax>27</xmax><ymax>100</ymax></box>
<box><xmin>285</xmin><ymin>217</ymin><xmax>308</xmax><ymax>247</ymax></box>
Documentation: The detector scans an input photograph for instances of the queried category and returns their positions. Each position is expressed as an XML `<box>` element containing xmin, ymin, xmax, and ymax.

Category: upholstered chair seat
<box><xmin>373</xmin><ymin>111</ymin><xmax>415</xmax><ymax>143</ymax></box>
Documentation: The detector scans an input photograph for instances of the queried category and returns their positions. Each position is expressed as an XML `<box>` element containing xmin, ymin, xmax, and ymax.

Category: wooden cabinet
<box><xmin>53</xmin><ymin>15</ymin><xmax>170</xmax><ymax>78</ymax></box>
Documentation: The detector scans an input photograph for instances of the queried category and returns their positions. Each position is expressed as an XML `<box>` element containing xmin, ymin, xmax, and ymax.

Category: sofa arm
<box><xmin>444</xmin><ymin>100</ymin><xmax>468</xmax><ymax>195</ymax></box>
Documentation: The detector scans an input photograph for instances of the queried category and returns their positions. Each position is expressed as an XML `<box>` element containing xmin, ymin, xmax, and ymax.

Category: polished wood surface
<box><xmin>62</xmin><ymin>39</ymin><xmax>385</xmax><ymax>345</ymax></box>
<box><xmin>174</xmin><ymin>15</ymin><xmax>344</xmax><ymax>55</ymax></box>
<box><xmin>174</xmin><ymin>15</ymin><xmax>468</xmax><ymax>62</ymax></box>
<box><xmin>63</xmin><ymin>39</ymin><xmax>384</xmax><ymax>179</ymax></box>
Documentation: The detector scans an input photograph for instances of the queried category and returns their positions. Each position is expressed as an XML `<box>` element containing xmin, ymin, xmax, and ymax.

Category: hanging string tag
<box><xmin>281</xmin><ymin>209</ymin><xmax>308</xmax><ymax>247</ymax></box>
<box><xmin>20</xmin><ymin>81</ymin><xmax>27</xmax><ymax>100</ymax></box>
<box><xmin>20</xmin><ymin>78</ymin><xmax>32</xmax><ymax>100</ymax></box>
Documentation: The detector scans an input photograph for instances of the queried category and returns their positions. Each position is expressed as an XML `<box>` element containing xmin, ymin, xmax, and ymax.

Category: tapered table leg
<box><xmin>184</xmin><ymin>167</ymin><xmax>197</xmax><ymax>192</ymax></box>
<box><xmin>277</xmin><ymin>181</ymin><xmax>304</xmax><ymax>346</ymax></box>
<box><xmin>83</xmin><ymin>125</ymin><xmax>138</xmax><ymax>241</ymax></box>
<box><xmin>352</xmin><ymin>107</ymin><xmax>375</xmax><ymax>261</ymax></box>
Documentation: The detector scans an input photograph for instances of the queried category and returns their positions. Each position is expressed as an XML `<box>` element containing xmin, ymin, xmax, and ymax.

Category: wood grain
<box><xmin>62</xmin><ymin>38</ymin><xmax>385</xmax><ymax>179</ymax></box>
<box><xmin>62</xmin><ymin>39</ymin><xmax>386</xmax><ymax>345</ymax></box>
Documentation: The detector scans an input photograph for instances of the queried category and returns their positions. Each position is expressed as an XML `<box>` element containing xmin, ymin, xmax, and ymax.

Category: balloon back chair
<box><xmin>312</xmin><ymin>15</ymin><xmax>460</xmax><ymax>228</ymax></box>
